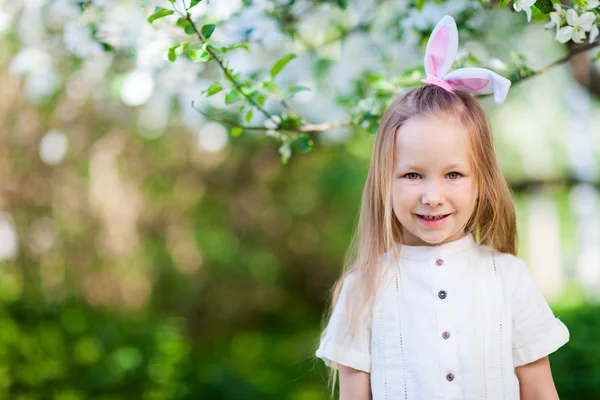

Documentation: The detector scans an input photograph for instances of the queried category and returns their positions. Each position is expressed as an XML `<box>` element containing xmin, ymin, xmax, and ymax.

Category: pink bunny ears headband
<box><xmin>422</xmin><ymin>15</ymin><xmax>511</xmax><ymax>105</ymax></box>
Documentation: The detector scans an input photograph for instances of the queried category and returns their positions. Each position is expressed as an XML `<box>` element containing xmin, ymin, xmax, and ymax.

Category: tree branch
<box><xmin>192</xmin><ymin>102</ymin><xmax>268</xmax><ymax>130</ymax></box>
<box><xmin>192</xmin><ymin>101</ymin><xmax>350</xmax><ymax>133</ymax></box>
<box><xmin>184</xmin><ymin>16</ymin><xmax>278</xmax><ymax>124</ymax></box>
<box><xmin>516</xmin><ymin>39</ymin><xmax>600</xmax><ymax>85</ymax></box>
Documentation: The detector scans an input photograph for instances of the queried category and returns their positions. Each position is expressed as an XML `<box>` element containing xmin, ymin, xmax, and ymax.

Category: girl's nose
<box><xmin>421</xmin><ymin>182</ymin><xmax>445</xmax><ymax>206</ymax></box>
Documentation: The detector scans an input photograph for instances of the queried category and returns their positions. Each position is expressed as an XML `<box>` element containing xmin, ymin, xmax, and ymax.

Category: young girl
<box><xmin>316</xmin><ymin>16</ymin><xmax>569</xmax><ymax>400</ymax></box>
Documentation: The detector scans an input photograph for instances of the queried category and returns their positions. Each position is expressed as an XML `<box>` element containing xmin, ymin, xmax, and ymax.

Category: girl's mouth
<box><xmin>416</xmin><ymin>213</ymin><xmax>451</xmax><ymax>226</ymax></box>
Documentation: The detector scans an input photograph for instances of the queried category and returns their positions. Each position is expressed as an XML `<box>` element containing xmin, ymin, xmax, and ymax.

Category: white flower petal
<box><xmin>586</xmin><ymin>0</ymin><xmax>599</xmax><ymax>10</ymax></box>
<box><xmin>553</xmin><ymin>3</ymin><xmax>562</xmax><ymax>12</ymax></box>
<box><xmin>573</xmin><ymin>28</ymin><xmax>586</xmax><ymax>43</ymax></box>
<box><xmin>566</xmin><ymin>9</ymin><xmax>580</xmax><ymax>26</ymax></box>
<box><xmin>578</xmin><ymin>12</ymin><xmax>596</xmax><ymax>31</ymax></box>
<box><xmin>550</xmin><ymin>12</ymin><xmax>561</xmax><ymax>26</ymax></box>
<box><xmin>513</xmin><ymin>2</ymin><xmax>522</xmax><ymax>12</ymax></box>
<box><xmin>525</xmin><ymin>6</ymin><xmax>532</xmax><ymax>22</ymax></box>
<box><xmin>556</xmin><ymin>26</ymin><xmax>573</xmax><ymax>43</ymax></box>
<box><xmin>590</xmin><ymin>25</ymin><xmax>599</xmax><ymax>42</ymax></box>
<box><xmin>545</xmin><ymin>20</ymin><xmax>556</xmax><ymax>29</ymax></box>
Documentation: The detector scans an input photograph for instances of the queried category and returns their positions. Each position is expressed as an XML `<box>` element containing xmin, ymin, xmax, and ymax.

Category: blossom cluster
<box><xmin>513</xmin><ymin>0</ymin><xmax>600</xmax><ymax>44</ymax></box>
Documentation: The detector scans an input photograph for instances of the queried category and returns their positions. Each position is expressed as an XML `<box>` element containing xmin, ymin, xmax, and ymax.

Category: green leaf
<box><xmin>148</xmin><ymin>7</ymin><xmax>174</xmax><ymax>24</ymax></box>
<box><xmin>288</xmin><ymin>84</ymin><xmax>310</xmax><ymax>95</ymax></box>
<box><xmin>190</xmin><ymin>0</ymin><xmax>202</xmax><ymax>8</ymax></box>
<box><xmin>292</xmin><ymin>134</ymin><xmax>313</xmax><ymax>153</ymax></box>
<box><xmin>257</xmin><ymin>95</ymin><xmax>266</xmax><ymax>106</ymax></box>
<box><xmin>205</xmin><ymin>82</ymin><xmax>223</xmax><ymax>96</ymax></box>
<box><xmin>394</xmin><ymin>66</ymin><xmax>425</xmax><ymax>86</ymax></box>
<box><xmin>592</xmin><ymin>51</ymin><xmax>600</xmax><ymax>62</ymax></box>
<box><xmin>498</xmin><ymin>0</ymin><xmax>511</xmax><ymax>8</ymax></box>
<box><xmin>201</xmin><ymin>24</ymin><xmax>216</xmax><ymax>39</ymax></box>
<box><xmin>176</xmin><ymin>17</ymin><xmax>190</xmax><ymax>28</ymax></box>
<box><xmin>189</xmin><ymin>49</ymin><xmax>211</xmax><ymax>62</ymax></box>
<box><xmin>225</xmin><ymin>89</ymin><xmax>243</xmax><ymax>105</ymax></box>
<box><xmin>222</xmin><ymin>43</ymin><xmax>249</xmax><ymax>53</ymax></box>
<box><xmin>280</xmin><ymin>114</ymin><xmax>302</xmax><ymax>130</ymax></box>
<box><xmin>261</xmin><ymin>81</ymin><xmax>279</xmax><ymax>92</ymax></box>
<box><xmin>168</xmin><ymin>46</ymin><xmax>177</xmax><ymax>62</ymax></box>
<box><xmin>367</xmin><ymin>75</ymin><xmax>395</xmax><ymax>92</ymax></box>
<box><xmin>231</xmin><ymin>127</ymin><xmax>243</xmax><ymax>137</ymax></box>
<box><xmin>184</xmin><ymin>24</ymin><xmax>195</xmax><ymax>35</ymax></box>
<box><xmin>415</xmin><ymin>0</ymin><xmax>426</xmax><ymax>11</ymax></box>
<box><xmin>533</xmin><ymin>0</ymin><xmax>553</xmax><ymax>14</ymax></box>
<box><xmin>245</xmin><ymin>109</ymin><xmax>253</xmax><ymax>123</ymax></box>
<box><xmin>270</xmin><ymin>54</ymin><xmax>296</xmax><ymax>78</ymax></box>
<box><xmin>168</xmin><ymin>42</ymin><xmax>189</xmax><ymax>62</ymax></box>
<box><xmin>336</xmin><ymin>0</ymin><xmax>347</xmax><ymax>9</ymax></box>
<box><xmin>168</xmin><ymin>0</ymin><xmax>175</xmax><ymax>2</ymax></box>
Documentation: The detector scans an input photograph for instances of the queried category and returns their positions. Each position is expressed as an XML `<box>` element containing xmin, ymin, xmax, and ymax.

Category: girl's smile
<box><xmin>416</xmin><ymin>213</ymin><xmax>452</xmax><ymax>226</ymax></box>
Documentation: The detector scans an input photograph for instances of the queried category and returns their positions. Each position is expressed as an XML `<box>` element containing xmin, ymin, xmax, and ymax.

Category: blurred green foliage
<box><xmin>0</xmin><ymin>296</ymin><xmax>598</xmax><ymax>399</ymax></box>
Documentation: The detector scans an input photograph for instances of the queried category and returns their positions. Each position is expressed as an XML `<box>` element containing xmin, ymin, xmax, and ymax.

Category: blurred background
<box><xmin>0</xmin><ymin>0</ymin><xmax>599</xmax><ymax>399</ymax></box>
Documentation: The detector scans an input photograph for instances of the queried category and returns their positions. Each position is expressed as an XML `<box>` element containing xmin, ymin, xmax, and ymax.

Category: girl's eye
<box><xmin>447</xmin><ymin>172</ymin><xmax>462</xmax><ymax>179</ymax></box>
<box><xmin>404</xmin><ymin>173</ymin><xmax>421</xmax><ymax>180</ymax></box>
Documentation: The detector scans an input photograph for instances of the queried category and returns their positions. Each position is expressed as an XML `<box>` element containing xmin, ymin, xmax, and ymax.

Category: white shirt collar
<box><xmin>394</xmin><ymin>234</ymin><xmax>476</xmax><ymax>260</ymax></box>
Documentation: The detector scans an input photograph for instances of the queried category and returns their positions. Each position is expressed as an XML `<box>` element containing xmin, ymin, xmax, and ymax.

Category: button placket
<box><xmin>432</xmin><ymin>254</ymin><xmax>460</xmax><ymax>396</ymax></box>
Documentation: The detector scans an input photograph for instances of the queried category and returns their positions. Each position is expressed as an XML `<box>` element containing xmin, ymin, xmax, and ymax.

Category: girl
<box><xmin>316</xmin><ymin>16</ymin><xmax>569</xmax><ymax>400</ymax></box>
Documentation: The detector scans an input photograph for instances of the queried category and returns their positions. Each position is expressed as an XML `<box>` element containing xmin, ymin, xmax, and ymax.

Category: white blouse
<box><xmin>316</xmin><ymin>234</ymin><xmax>569</xmax><ymax>400</ymax></box>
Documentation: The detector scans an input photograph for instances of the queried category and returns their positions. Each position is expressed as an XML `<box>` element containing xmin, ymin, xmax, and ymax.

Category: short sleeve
<box><xmin>315</xmin><ymin>274</ymin><xmax>372</xmax><ymax>373</ymax></box>
<box><xmin>511</xmin><ymin>258</ymin><xmax>569</xmax><ymax>368</ymax></box>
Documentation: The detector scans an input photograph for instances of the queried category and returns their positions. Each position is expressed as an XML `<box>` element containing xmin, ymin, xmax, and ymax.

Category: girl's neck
<box><xmin>394</xmin><ymin>234</ymin><xmax>476</xmax><ymax>259</ymax></box>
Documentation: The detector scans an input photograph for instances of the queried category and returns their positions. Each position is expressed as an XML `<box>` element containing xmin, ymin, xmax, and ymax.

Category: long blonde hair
<box><xmin>319</xmin><ymin>84</ymin><xmax>517</xmax><ymax>391</ymax></box>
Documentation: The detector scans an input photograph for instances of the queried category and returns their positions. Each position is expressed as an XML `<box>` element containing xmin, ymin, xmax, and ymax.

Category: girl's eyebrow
<box><xmin>396</xmin><ymin>162</ymin><xmax>468</xmax><ymax>170</ymax></box>
<box><xmin>396</xmin><ymin>164</ymin><xmax>422</xmax><ymax>171</ymax></box>
<box><xmin>445</xmin><ymin>163</ymin><xmax>469</xmax><ymax>169</ymax></box>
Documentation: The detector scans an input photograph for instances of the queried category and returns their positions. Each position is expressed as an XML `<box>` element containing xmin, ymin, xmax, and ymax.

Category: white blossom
<box><xmin>590</xmin><ymin>24</ymin><xmax>599</xmax><ymax>43</ymax></box>
<box><xmin>556</xmin><ymin>9</ymin><xmax>596</xmax><ymax>44</ymax></box>
<box><xmin>263</xmin><ymin>115</ymin><xmax>281</xmax><ymax>129</ymax></box>
<box><xmin>278</xmin><ymin>143</ymin><xmax>291</xmax><ymax>160</ymax></box>
<box><xmin>513</xmin><ymin>0</ymin><xmax>536</xmax><ymax>22</ymax></box>
<box><xmin>63</xmin><ymin>22</ymin><xmax>103</xmax><ymax>58</ymax></box>
<box><xmin>544</xmin><ymin>4</ymin><xmax>565</xmax><ymax>34</ymax></box>
<box><xmin>574</xmin><ymin>0</ymin><xmax>600</xmax><ymax>13</ymax></box>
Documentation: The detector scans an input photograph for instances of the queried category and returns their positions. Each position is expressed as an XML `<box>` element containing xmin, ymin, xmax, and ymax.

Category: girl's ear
<box><xmin>423</xmin><ymin>15</ymin><xmax>458</xmax><ymax>79</ymax></box>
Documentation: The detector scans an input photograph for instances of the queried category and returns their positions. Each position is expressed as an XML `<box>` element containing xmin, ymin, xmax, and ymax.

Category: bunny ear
<box><xmin>443</xmin><ymin>68</ymin><xmax>512</xmax><ymax>104</ymax></box>
<box><xmin>424</xmin><ymin>15</ymin><xmax>458</xmax><ymax>78</ymax></box>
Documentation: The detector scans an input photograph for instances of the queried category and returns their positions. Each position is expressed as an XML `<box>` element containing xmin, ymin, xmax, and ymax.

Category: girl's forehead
<box><xmin>394</xmin><ymin>115</ymin><xmax>472</xmax><ymax>166</ymax></box>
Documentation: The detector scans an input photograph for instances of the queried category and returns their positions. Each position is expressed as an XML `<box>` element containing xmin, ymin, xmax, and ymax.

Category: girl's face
<box><xmin>392</xmin><ymin>114</ymin><xmax>477</xmax><ymax>246</ymax></box>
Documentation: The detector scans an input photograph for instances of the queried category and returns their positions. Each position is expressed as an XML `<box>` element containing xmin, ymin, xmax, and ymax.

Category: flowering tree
<box><xmin>146</xmin><ymin>0</ymin><xmax>600</xmax><ymax>162</ymax></box>
<box><xmin>512</xmin><ymin>0</ymin><xmax>600</xmax><ymax>96</ymax></box>
<box><xmin>5</xmin><ymin>0</ymin><xmax>600</xmax><ymax>165</ymax></box>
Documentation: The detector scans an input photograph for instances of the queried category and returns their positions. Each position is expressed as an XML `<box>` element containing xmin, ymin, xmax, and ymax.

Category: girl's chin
<box><xmin>402</xmin><ymin>226</ymin><xmax>460</xmax><ymax>246</ymax></box>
